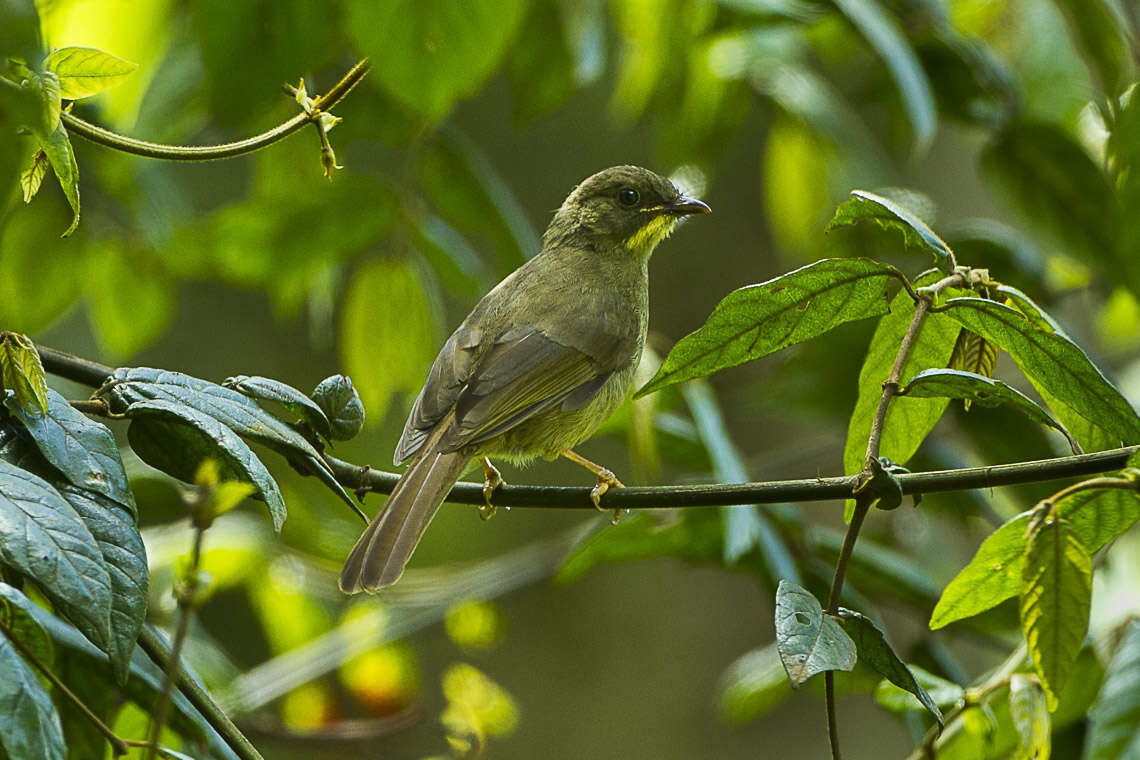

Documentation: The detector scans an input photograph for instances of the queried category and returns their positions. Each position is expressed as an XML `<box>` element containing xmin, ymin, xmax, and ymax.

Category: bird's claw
<box><xmin>589</xmin><ymin>468</ymin><xmax>624</xmax><ymax>511</ymax></box>
<box><xmin>479</xmin><ymin>457</ymin><xmax>504</xmax><ymax>520</ymax></box>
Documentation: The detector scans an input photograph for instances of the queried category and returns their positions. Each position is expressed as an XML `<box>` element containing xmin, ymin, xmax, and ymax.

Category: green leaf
<box><xmin>52</xmin><ymin>647</ymin><xmax>111</xmax><ymax>760</ymax></box>
<box><xmin>828</xmin><ymin>191</ymin><xmax>953</xmax><ymax>272</ymax></box>
<box><xmin>225</xmin><ymin>374</ymin><xmax>332</xmax><ymax>440</ymax></box>
<box><xmin>947</xmin><ymin>329</ymin><xmax>998</xmax><ymax>380</ymax></box>
<box><xmin>41</xmin><ymin>46</ymin><xmax>138</xmax><ymax>100</ymax></box>
<box><xmin>717</xmin><ymin>643</ymin><xmax>793</xmax><ymax>724</ymax></box>
<box><xmin>0</xmin><ymin>582</ymin><xmax>54</xmax><ymax>671</ymax></box>
<box><xmin>124</xmin><ymin>399</ymin><xmax>287</xmax><ymax>532</ymax></box>
<box><xmin>504</xmin><ymin>1</ymin><xmax>577</xmax><ymax>123</ymax></box>
<box><xmin>0</xmin><ymin>460</ymin><xmax>113</xmax><ymax>658</ymax></box>
<box><xmin>1086</xmin><ymin>619</ymin><xmax>1140</xmax><ymax>760</ymax></box>
<box><xmin>32</xmin><ymin>71</ymin><xmax>61</xmax><ymax>136</ymax></box>
<box><xmin>830</xmin><ymin>0</ymin><xmax>936</xmax><ymax>152</ymax></box>
<box><xmin>682</xmin><ymin>380</ymin><xmax>799</xmax><ymax>581</ymax></box>
<box><xmin>1010</xmin><ymin>673</ymin><xmax>1051</xmax><ymax>760</ymax></box>
<box><xmin>4</xmin><ymin>387</ymin><xmax>136</xmax><ymax>516</ymax></box>
<box><xmin>874</xmin><ymin>664</ymin><xmax>964</xmax><ymax>714</ymax></box>
<box><xmin>639</xmin><ymin>258</ymin><xmax>902</xmax><ymax>396</ymax></box>
<box><xmin>1020</xmin><ymin>518</ymin><xmax>1091</xmax><ymax>710</ymax></box>
<box><xmin>843</xmin><ymin>271</ymin><xmax>961</xmax><ymax>512</ymax></box>
<box><xmin>932</xmin><ymin>488</ymin><xmax>1140</xmax><ymax>628</ymax></box>
<box><xmin>55</xmin><ymin>485</ymin><xmax>147</xmax><ymax>683</ymax></box>
<box><xmin>901</xmin><ymin>368</ymin><xmax>1078</xmax><ymax>453</ymax></box>
<box><xmin>941</xmin><ymin>297</ymin><xmax>1140</xmax><ymax>444</ymax></box>
<box><xmin>0</xmin><ymin>0</ymin><xmax>42</xmax><ymax>65</ymax></box>
<box><xmin>84</xmin><ymin>241</ymin><xmax>173</xmax><ymax>358</ymax></box>
<box><xmin>36</xmin><ymin>120</ymin><xmax>80</xmax><ymax>237</ymax></box>
<box><xmin>0</xmin><ymin>617</ymin><xmax>65</xmax><ymax>760</ymax></box>
<box><xmin>774</xmin><ymin>580</ymin><xmax>856</xmax><ymax>686</ymax></box>
<box><xmin>346</xmin><ymin>0</ymin><xmax>527</xmax><ymax>121</ymax></box>
<box><xmin>0</xmin><ymin>331</ymin><xmax>49</xmax><ymax>414</ymax></box>
<box><xmin>339</xmin><ymin>258</ymin><xmax>440</xmax><ymax>425</ymax></box>
<box><xmin>980</xmin><ymin>122</ymin><xmax>1118</xmax><ymax>279</ymax></box>
<box><xmin>311</xmin><ymin>374</ymin><xmax>365</xmax><ymax>441</ymax></box>
<box><xmin>19</xmin><ymin>149</ymin><xmax>48</xmax><ymax>203</ymax></box>
<box><xmin>838</xmin><ymin>608</ymin><xmax>943</xmax><ymax>724</ymax></box>
<box><xmin>1048</xmin><ymin>0</ymin><xmax>1125</xmax><ymax>96</ymax></box>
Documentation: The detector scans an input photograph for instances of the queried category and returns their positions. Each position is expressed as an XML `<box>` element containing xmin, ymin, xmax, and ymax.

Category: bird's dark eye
<box><xmin>618</xmin><ymin>188</ymin><xmax>640</xmax><ymax>207</ymax></box>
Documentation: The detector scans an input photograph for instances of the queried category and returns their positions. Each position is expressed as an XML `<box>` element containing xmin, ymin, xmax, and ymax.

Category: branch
<box><xmin>34</xmin><ymin>342</ymin><xmax>1140</xmax><ymax>510</ymax></box>
<box><xmin>60</xmin><ymin>59</ymin><xmax>369</xmax><ymax>161</ymax></box>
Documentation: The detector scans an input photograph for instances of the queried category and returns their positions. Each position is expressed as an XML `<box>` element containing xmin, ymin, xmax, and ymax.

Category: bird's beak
<box><xmin>663</xmin><ymin>197</ymin><xmax>711</xmax><ymax>216</ymax></box>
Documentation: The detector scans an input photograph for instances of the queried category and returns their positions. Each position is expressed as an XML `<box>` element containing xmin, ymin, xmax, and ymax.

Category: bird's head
<box><xmin>543</xmin><ymin>165</ymin><xmax>711</xmax><ymax>257</ymax></box>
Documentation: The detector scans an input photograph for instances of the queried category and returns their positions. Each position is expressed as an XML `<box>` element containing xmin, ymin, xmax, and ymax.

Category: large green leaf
<box><xmin>774</xmin><ymin>580</ymin><xmax>856</xmax><ymax>686</ymax></box>
<box><xmin>41</xmin><ymin>46</ymin><xmax>138</xmax><ymax>100</ymax></box>
<box><xmin>0</xmin><ymin>618</ymin><xmax>65</xmax><ymax>760</ymax></box>
<box><xmin>941</xmin><ymin>297</ymin><xmax>1140</xmax><ymax>444</ymax></box>
<box><xmin>225</xmin><ymin>374</ymin><xmax>331</xmax><ymax>441</ymax></box>
<box><xmin>901</xmin><ymin>368</ymin><xmax>1078</xmax><ymax>453</ymax></box>
<box><xmin>0</xmin><ymin>582</ymin><xmax>53</xmax><ymax>671</ymax></box>
<box><xmin>0</xmin><ymin>460</ymin><xmax>112</xmax><ymax>655</ymax></box>
<box><xmin>843</xmin><ymin>271</ymin><xmax>961</xmax><ymax>498</ymax></box>
<box><xmin>831</xmin><ymin>0</ymin><xmax>936</xmax><ymax>151</ymax></box>
<box><xmin>838</xmin><ymin>609</ymin><xmax>942</xmax><ymax>724</ymax></box>
<box><xmin>1086</xmin><ymin>619</ymin><xmax>1140</xmax><ymax>760</ymax></box>
<box><xmin>125</xmin><ymin>399</ymin><xmax>286</xmax><ymax>532</ymax></box>
<box><xmin>4</xmin><ymin>387</ymin><xmax>136</xmax><ymax>516</ymax></box>
<box><xmin>346</xmin><ymin>0</ymin><xmax>527</xmax><ymax>121</ymax></box>
<box><xmin>52</xmin><ymin>647</ymin><xmax>111</xmax><ymax>760</ymax></box>
<box><xmin>640</xmin><ymin>258</ymin><xmax>902</xmax><ymax>396</ymax></box>
<box><xmin>827</xmin><ymin>190</ymin><xmax>953</xmax><ymax>272</ymax></box>
<box><xmin>1020</xmin><ymin>518</ymin><xmax>1091</xmax><ymax>710</ymax></box>
<box><xmin>36</xmin><ymin>120</ymin><xmax>79</xmax><ymax>237</ymax></box>
<box><xmin>55</xmin><ymin>485</ymin><xmax>147</xmax><ymax>683</ymax></box>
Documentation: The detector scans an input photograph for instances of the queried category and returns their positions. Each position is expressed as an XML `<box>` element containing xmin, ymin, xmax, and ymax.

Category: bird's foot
<box><xmin>479</xmin><ymin>457</ymin><xmax>505</xmax><ymax>520</ymax></box>
<box><xmin>561</xmin><ymin>449</ymin><xmax>625</xmax><ymax>514</ymax></box>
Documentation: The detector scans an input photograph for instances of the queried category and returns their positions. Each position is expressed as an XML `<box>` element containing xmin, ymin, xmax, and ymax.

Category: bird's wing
<box><xmin>396</xmin><ymin>323</ymin><xmax>633</xmax><ymax>462</ymax></box>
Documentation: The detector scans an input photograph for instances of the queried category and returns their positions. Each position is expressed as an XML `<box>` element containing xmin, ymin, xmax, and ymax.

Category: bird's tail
<box><xmin>339</xmin><ymin>443</ymin><xmax>469</xmax><ymax>593</ymax></box>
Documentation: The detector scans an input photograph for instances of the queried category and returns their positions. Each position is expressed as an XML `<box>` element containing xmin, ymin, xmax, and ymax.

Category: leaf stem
<box><xmin>60</xmin><ymin>59</ymin><xmax>369</xmax><ymax>161</ymax></box>
<box><xmin>0</xmin><ymin>618</ymin><xmax>130</xmax><ymax>756</ymax></box>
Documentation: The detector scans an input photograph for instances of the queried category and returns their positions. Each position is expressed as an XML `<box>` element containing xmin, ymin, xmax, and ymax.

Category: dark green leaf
<box><xmin>0</xmin><ymin>460</ymin><xmax>113</xmax><ymax>655</ymax></box>
<box><xmin>1086</xmin><ymin>619</ymin><xmax>1140</xmax><ymax>759</ymax></box>
<box><xmin>0</xmin><ymin>582</ymin><xmax>53</xmax><ymax>670</ymax></box>
<box><xmin>827</xmin><ymin>191</ymin><xmax>953</xmax><ymax>272</ymax></box>
<box><xmin>52</xmin><ymin>647</ymin><xmax>111</xmax><ymax>760</ymax></box>
<box><xmin>774</xmin><ymin>580</ymin><xmax>856</xmax><ymax>686</ymax></box>
<box><xmin>875</xmin><ymin>664</ymin><xmax>964</xmax><ymax>714</ymax></box>
<box><xmin>838</xmin><ymin>608</ymin><xmax>943</xmax><ymax>724</ymax></box>
<box><xmin>1010</xmin><ymin>673</ymin><xmax>1050</xmax><ymax>759</ymax></box>
<box><xmin>55</xmin><ymin>485</ymin><xmax>146</xmax><ymax>683</ymax></box>
<box><xmin>225</xmin><ymin>374</ymin><xmax>331</xmax><ymax>440</ymax></box>
<box><xmin>0</xmin><ymin>0</ymin><xmax>42</xmax><ymax>65</ymax></box>
<box><xmin>0</xmin><ymin>618</ymin><xmax>65</xmax><ymax>760</ymax></box>
<box><xmin>1020</xmin><ymin>518</ymin><xmax>1091</xmax><ymax>710</ymax></box>
<box><xmin>36</xmin><ymin>120</ymin><xmax>79</xmax><ymax>237</ymax></box>
<box><xmin>843</xmin><ymin>271</ymin><xmax>961</xmax><ymax>512</ymax></box>
<box><xmin>0</xmin><ymin>331</ymin><xmax>49</xmax><ymax>414</ymax></box>
<box><xmin>346</xmin><ymin>0</ymin><xmax>527</xmax><ymax>121</ymax></box>
<box><xmin>941</xmin><ymin>297</ymin><xmax>1140</xmax><ymax>444</ymax></box>
<box><xmin>504</xmin><ymin>0</ymin><xmax>577</xmax><ymax>123</ymax></box>
<box><xmin>830</xmin><ymin>0</ymin><xmax>936</xmax><ymax>151</ymax></box>
<box><xmin>311</xmin><ymin>374</ymin><xmax>365</xmax><ymax>442</ymax></box>
<box><xmin>980</xmin><ymin>122</ymin><xmax>1118</xmax><ymax>279</ymax></box>
<box><xmin>125</xmin><ymin>399</ymin><xmax>287</xmax><ymax>532</ymax></box>
<box><xmin>41</xmin><ymin>46</ymin><xmax>138</xmax><ymax>100</ymax></box>
<box><xmin>410</xmin><ymin>214</ymin><xmax>488</xmax><ymax>299</ymax></box>
<box><xmin>1048</xmin><ymin>0</ymin><xmax>1125</xmax><ymax>96</ymax></box>
<box><xmin>640</xmin><ymin>258</ymin><xmax>902</xmax><ymax>396</ymax></box>
<box><xmin>682</xmin><ymin>381</ymin><xmax>799</xmax><ymax>582</ymax></box>
<box><xmin>901</xmin><ymin>368</ymin><xmax>1078</xmax><ymax>453</ymax></box>
<box><xmin>4</xmin><ymin>387</ymin><xmax>136</xmax><ymax>516</ymax></box>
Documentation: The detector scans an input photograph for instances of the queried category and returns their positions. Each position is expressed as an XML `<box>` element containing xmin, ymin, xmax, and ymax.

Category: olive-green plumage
<box><xmin>339</xmin><ymin>166</ymin><xmax>710</xmax><ymax>593</ymax></box>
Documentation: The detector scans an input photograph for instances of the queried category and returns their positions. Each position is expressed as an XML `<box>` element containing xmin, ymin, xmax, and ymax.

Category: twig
<box><xmin>60</xmin><ymin>59</ymin><xmax>369</xmax><ymax>161</ymax></box>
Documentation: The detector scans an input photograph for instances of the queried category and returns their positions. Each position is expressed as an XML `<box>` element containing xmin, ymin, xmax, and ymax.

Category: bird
<box><xmin>339</xmin><ymin>165</ymin><xmax>710</xmax><ymax>593</ymax></box>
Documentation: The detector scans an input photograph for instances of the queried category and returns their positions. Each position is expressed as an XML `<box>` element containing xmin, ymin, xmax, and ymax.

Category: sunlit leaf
<box><xmin>0</xmin><ymin>331</ymin><xmax>48</xmax><ymax>414</ymax></box>
<box><xmin>1020</xmin><ymin>518</ymin><xmax>1091</xmax><ymax>710</ymax></box>
<box><xmin>901</xmin><ymin>368</ymin><xmax>1078</xmax><ymax>453</ymax></box>
<box><xmin>831</xmin><ymin>0</ymin><xmax>936</xmax><ymax>151</ymax></box>
<box><xmin>774</xmin><ymin>580</ymin><xmax>855</xmax><ymax>686</ymax></box>
<box><xmin>948</xmin><ymin>329</ymin><xmax>997</xmax><ymax>379</ymax></box>
<box><xmin>19</xmin><ymin>149</ymin><xmax>48</xmax><ymax>203</ymax></box>
<box><xmin>42</xmin><ymin>46</ymin><xmax>138</xmax><ymax>99</ymax></box>
<box><xmin>35</xmin><ymin>120</ymin><xmax>79</xmax><ymax>236</ymax></box>
<box><xmin>828</xmin><ymin>191</ymin><xmax>953</xmax><ymax>272</ymax></box>
<box><xmin>640</xmin><ymin>258</ymin><xmax>902</xmax><ymax>396</ymax></box>
<box><xmin>1086</xmin><ymin>619</ymin><xmax>1140</xmax><ymax>760</ymax></box>
<box><xmin>941</xmin><ymin>297</ymin><xmax>1140</xmax><ymax>444</ymax></box>
<box><xmin>1010</xmin><ymin>673</ymin><xmax>1051</xmax><ymax>760</ymax></box>
<box><xmin>84</xmin><ymin>241</ymin><xmax>173</xmax><ymax>359</ymax></box>
<box><xmin>441</xmin><ymin>662</ymin><xmax>519</xmax><ymax>743</ymax></box>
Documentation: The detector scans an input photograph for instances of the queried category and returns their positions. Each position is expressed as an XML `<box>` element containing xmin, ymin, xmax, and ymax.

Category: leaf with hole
<box><xmin>828</xmin><ymin>191</ymin><xmax>952</xmax><ymax>272</ymax></box>
<box><xmin>901</xmin><ymin>368</ymin><xmax>1078</xmax><ymax>453</ymax></box>
<box><xmin>1021</xmin><ymin>518</ymin><xmax>1091</xmax><ymax>710</ymax></box>
<box><xmin>774</xmin><ymin>580</ymin><xmax>856</xmax><ymax>686</ymax></box>
<box><xmin>639</xmin><ymin>258</ymin><xmax>902</xmax><ymax>397</ymax></box>
<box><xmin>124</xmin><ymin>399</ymin><xmax>286</xmax><ymax>532</ymax></box>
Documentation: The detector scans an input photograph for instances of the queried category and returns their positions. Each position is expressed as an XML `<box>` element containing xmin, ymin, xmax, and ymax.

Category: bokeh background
<box><xmin>3</xmin><ymin>0</ymin><xmax>1139</xmax><ymax>757</ymax></box>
